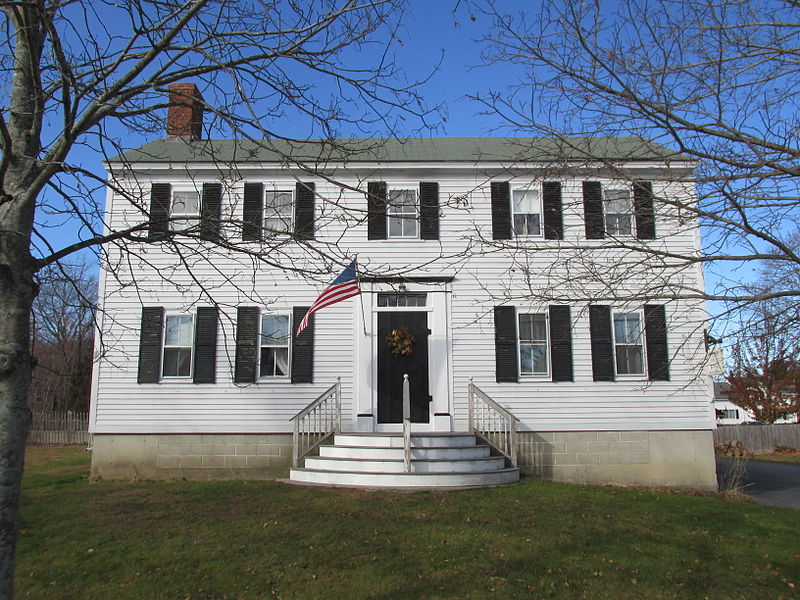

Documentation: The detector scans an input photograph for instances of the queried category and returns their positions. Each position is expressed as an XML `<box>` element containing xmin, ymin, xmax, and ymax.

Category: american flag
<box><xmin>295</xmin><ymin>259</ymin><xmax>360</xmax><ymax>336</ymax></box>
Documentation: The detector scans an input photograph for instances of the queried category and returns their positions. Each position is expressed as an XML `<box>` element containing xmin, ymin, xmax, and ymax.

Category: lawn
<box><xmin>751</xmin><ymin>452</ymin><xmax>800</xmax><ymax>465</ymax></box>
<box><xmin>16</xmin><ymin>446</ymin><xmax>800</xmax><ymax>600</ymax></box>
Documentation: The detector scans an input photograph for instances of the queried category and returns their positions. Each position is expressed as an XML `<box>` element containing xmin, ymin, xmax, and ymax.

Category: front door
<box><xmin>377</xmin><ymin>311</ymin><xmax>430</xmax><ymax>423</ymax></box>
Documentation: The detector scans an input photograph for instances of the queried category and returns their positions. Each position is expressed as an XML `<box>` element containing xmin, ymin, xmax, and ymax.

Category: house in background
<box><xmin>89</xmin><ymin>84</ymin><xmax>718</xmax><ymax>490</ymax></box>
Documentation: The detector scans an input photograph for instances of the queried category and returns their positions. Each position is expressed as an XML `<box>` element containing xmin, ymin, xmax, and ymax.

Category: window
<box><xmin>377</xmin><ymin>293</ymin><xmax>426</xmax><ymax>307</ymax></box>
<box><xmin>613</xmin><ymin>311</ymin><xmax>645</xmax><ymax>375</ymax></box>
<box><xmin>603</xmin><ymin>188</ymin><xmax>633</xmax><ymax>236</ymax></box>
<box><xmin>170</xmin><ymin>190</ymin><xmax>199</xmax><ymax>230</ymax></box>
<box><xmin>387</xmin><ymin>189</ymin><xmax>418</xmax><ymax>238</ymax></box>
<box><xmin>518</xmin><ymin>313</ymin><xmax>549</xmax><ymax>376</ymax></box>
<box><xmin>162</xmin><ymin>315</ymin><xmax>194</xmax><ymax>377</ymax></box>
<box><xmin>512</xmin><ymin>187</ymin><xmax>542</xmax><ymax>236</ymax></box>
<box><xmin>264</xmin><ymin>190</ymin><xmax>294</xmax><ymax>235</ymax></box>
<box><xmin>260</xmin><ymin>314</ymin><xmax>290</xmax><ymax>377</ymax></box>
<box><xmin>720</xmin><ymin>409</ymin><xmax>740</xmax><ymax>420</ymax></box>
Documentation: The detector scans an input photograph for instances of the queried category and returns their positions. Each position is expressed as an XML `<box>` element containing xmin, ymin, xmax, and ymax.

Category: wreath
<box><xmin>385</xmin><ymin>327</ymin><xmax>416</xmax><ymax>357</ymax></box>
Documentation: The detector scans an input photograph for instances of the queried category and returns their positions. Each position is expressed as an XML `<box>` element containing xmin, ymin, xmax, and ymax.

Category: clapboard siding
<box><xmin>93</xmin><ymin>166</ymin><xmax>711</xmax><ymax>434</ymax></box>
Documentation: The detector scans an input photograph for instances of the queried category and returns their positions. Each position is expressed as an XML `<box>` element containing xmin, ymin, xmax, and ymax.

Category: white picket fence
<box><xmin>28</xmin><ymin>411</ymin><xmax>89</xmax><ymax>445</ymax></box>
<box><xmin>714</xmin><ymin>423</ymin><xmax>800</xmax><ymax>454</ymax></box>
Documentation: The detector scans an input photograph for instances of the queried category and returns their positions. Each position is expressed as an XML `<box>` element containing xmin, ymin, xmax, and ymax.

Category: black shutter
<box><xmin>295</xmin><ymin>181</ymin><xmax>315</xmax><ymax>240</ymax></box>
<box><xmin>549</xmin><ymin>305</ymin><xmax>573</xmax><ymax>382</ymax></box>
<box><xmin>589</xmin><ymin>305</ymin><xmax>614</xmax><ymax>381</ymax></box>
<box><xmin>491</xmin><ymin>182</ymin><xmax>512</xmax><ymax>240</ymax></box>
<box><xmin>147</xmin><ymin>183</ymin><xmax>170</xmax><ymax>241</ymax></box>
<box><xmin>583</xmin><ymin>181</ymin><xmax>604</xmax><ymax>239</ymax></box>
<box><xmin>367</xmin><ymin>181</ymin><xmax>387</xmax><ymax>240</ymax></box>
<box><xmin>193</xmin><ymin>306</ymin><xmax>218</xmax><ymax>384</ymax></box>
<box><xmin>419</xmin><ymin>182</ymin><xmax>439</xmax><ymax>240</ymax></box>
<box><xmin>291</xmin><ymin>307</ymin><xmax>314</xmax><ymax>384</ymax></box>
<box><xmin>542</xmin><ymin>181</ymin><xmax>564</xmax><ymax>240</ymax></box>
<box><xmin>200</xmin><ymin>183</ymin><xmax>222</xmax><ymax>242</ymax></box>
<box><xmin>242</xmin><ymin>183</ymin><xmax>263</xmax><ymax>241</ymax></box>
<box><xmin>137</xmin><ymin>306</ymin><xmax>164</xmax><ymax>383</ymax></box>
<box><xmin>494</xmin><ymin>306</ymin><xmax>518</xmax><ymax>383</ymax></box>
<box><xmin>634</xmin><ymin>181</ymin><xmax>656</xmax><ymax>240</ymax></box>
<box><xmin>234</xmin><ymin>306</ymin><xmax>259</xmax><ymax>383</ymax></box>
<box><xmin>644</xmin><ymin>304</ymin><xmax>670</xmax><ymax>381</ymax></box>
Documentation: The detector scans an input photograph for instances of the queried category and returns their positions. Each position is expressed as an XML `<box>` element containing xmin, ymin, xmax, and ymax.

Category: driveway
<box><xmin>717</xmin><ymin>458</ymin><xmax>800</xmax><ymax>510</ymax></box>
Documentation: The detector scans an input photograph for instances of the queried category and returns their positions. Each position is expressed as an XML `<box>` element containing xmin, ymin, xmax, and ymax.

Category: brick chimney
<box><xmin>167</xmin><ymin>83</ymin><xmax>204</xmax><ymax>140</ymax></box>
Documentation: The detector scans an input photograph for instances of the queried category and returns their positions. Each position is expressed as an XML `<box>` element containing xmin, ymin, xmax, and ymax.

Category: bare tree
<box><xmin>0</xmin><ymin>1</ymin><xmax>438</xmax><ymax>595</ymax></box>
<box><xmin>29</xmin><ymin>262</ymin><xmax>95</xmax><ymax>414</ymax></box>
<box><xmin>468</xmin><ymin>0</ymin><xmax>800</xmax><ymax>318</ymax></box>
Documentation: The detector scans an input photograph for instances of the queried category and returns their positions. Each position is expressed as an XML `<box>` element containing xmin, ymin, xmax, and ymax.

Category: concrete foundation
<box><xmin>91</xmin><ymin>429</ymin><xmax>718</xmax><ymax>490</ymax></box>
<box><xmin>517</xmin><ymin>429</ymin><xmax>718</xmax><ymax>491</ymax></box>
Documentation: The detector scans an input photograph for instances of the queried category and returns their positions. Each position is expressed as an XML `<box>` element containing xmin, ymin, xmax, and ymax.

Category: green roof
<box><xmin>110</xmin><ymin>136</ymin><xmax>689</xmax><ymax>164</ymax></box>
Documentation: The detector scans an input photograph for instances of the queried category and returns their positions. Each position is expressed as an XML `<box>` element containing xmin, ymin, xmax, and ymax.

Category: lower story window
<box><xmin>519</xmin><ymin>313</ymin><xmax>549</xmax><ymax>376</ymax></box>
<box><xmin>163</xmin><ymin>315</ymin><xmax>193</xmax><ymax>377</ymax></box>
<box><xmin>613</xmin><ymin>311</ymin><xmax>644</xmax><ymax>375</ymax></box>
<box><xmin>260</xmin><ymin>314</ymin><xmax>290</xmax><ymax>377</ymax></box>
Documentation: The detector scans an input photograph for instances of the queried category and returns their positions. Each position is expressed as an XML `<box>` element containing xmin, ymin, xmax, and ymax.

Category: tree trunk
<box><xmin>0</xmin><ymin>226</ymin><xmax>36</xmax><ymax>599</ymax></box>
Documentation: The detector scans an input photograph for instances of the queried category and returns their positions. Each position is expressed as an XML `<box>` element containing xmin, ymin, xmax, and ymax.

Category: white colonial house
<box><xmin>89</xmin><ymin>84</ymin><xmax>718</xmax><ymax>489</ymax></box>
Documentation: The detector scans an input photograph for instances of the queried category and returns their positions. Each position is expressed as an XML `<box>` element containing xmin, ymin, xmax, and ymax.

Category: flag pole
<box><xmin>356</xmin><ymin>258</ymin><xmax>368</xmax><ymax>336</ymax></box>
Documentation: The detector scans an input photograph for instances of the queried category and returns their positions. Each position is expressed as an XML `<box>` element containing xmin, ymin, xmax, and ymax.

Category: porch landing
<box><xmin>289</xmin><ymin>432</ymin><xmax>520</xmax><ymax>488</ymax></box>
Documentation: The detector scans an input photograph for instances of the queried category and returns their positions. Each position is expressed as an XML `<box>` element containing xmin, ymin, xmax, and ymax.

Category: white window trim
<box><xmin>387</xmin><ymin>186</ymin><xmax>419</xmax><ymax>239</ymax></box>
<box><xmin>511</xmin><ymin>183</ymin><xmax>544</xmax><ymax>239</ymax></box>
<box><xmin>611</xmin><ymin>308</ymin><xmax>647</xmax><ymax>378</ymax></box>
<box><xmin>263</xmin><ymin>187</ymin><xmax>295</xmax><ymax>236</ymax></box>
<box><xmin>602</xmin><ymin>185</ymin><xmax>634</xmax><ymax>238</ymax></box>
<box><xmin>161</xmin><ymin>313</ymin><xmax>194</xmax><ymax>379</ymax></box>
<box><xmin>258</xmin><ymin>312</ymin><xmax>292</xmax><ymax>379</ymax></box>
<box><xmin>517</xmin><ymin>309</ymin><xmax>551</xmax><ymax>379</ymax></box>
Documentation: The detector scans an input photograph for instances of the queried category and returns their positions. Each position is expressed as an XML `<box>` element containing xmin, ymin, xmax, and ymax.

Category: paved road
<box><xmin>717</xmin><ymin>458</ymin><xmax>800</xmax><ymax>509</ymax></box>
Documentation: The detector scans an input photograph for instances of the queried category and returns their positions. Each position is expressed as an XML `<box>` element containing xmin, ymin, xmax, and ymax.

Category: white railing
<box><xmin>467</xmin><ymin>378</ymin><xmax>519</xmax><ymax>467</ymax></box>
<box><xmin>290</xmin><ymin>378</ymin><xmax>341</xmax><ymax>467</ymax></box>
<box><xmin>402</xmin><ymin>374</ymin><xmax>411</xmax><ymax>473</ymax></box>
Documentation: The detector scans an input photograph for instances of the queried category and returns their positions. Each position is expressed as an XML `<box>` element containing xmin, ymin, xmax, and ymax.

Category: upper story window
<box><xmin>603</xmin><ymin>188</ymin><xmax>633</xmax><ymax>236</ymax></box>
<box><xmin>260</xmin><ymin>314</ymin><xmax>290</xmax><ymax>377</ymax></box>
<box><xmin>512</xmin><ymin>187</ymin><xmax>542</xmax><ymax>237</ymax></box>
<box><xmin>518</xmin><ymin>312</ymin><xmax>549</xmax><ymax>376</ymax></box>
<box><xmin>170</xmin><ymin>190</ymin><xmax>199</xmax><ymax>230</ymax></box>
<box><xmin>612</xmin><ymin>311</ymin><xmax>645</xmax><ymax>376</ymax></box>
<box><xmin>162</xmin><ymin>314</ymin><xmax>194</xmax><ymax>377</ymax></box>
<box><xmin>387</xmin><ymin>189</ymin><xmax>418</xmax><ymax>238</ymax></box>
<box><xmin>264</xmin><ymin>190</ymin><xmax>294</xmax><ymax>235</ymax></box>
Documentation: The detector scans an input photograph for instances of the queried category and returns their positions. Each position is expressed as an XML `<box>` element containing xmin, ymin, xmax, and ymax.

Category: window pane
<box><xmin>616</xmin><ymin>345</ymin><xmax>643</xmax><ymax>375</ymax></box>
<box><xmin>377</xmin><ymin>293</ymin><xmax>426</xmax><ymax>307</ymax></box>
<box><xmin>531</xmin><ymin>343</ymin><xmax>548</xmax><ymax>374</ymax></box>
<box><xmin>606</xmin><ymin>214</ymin><xmax>632</xmax><ymax>236</ymax></box>
<box><xmin>389</xmin><ymin>189</ymin><xmax>416</xmax><ymax>210</ymax></box>
<box><xmin>404</xmin><ymin>218</ymin><xmax>418</xmax><ymax>237</ymax></box>
<box><xmin>613</xmin><ymin>313</ymin><xmax>641</xmax><ymax>344</ymax></box>
<box><xmin>513</xmin><ymin>189</ymin><xmax>538</xmax><ymax>212</ymax></box>
<box><xmin>604</xmin><ymin>189</ymin><xmax>630</xmax><ymax>213</ymax></box>
<box><xmin>520</xmin><ymin>344</ymin><xmax>533</xmax><ymax>374</ymax></box>
<box><xmin>519</xmin><ymin>313</ymin><xmax>546</xmax><ymax>342</ymax></box>
<box><xmin>264</xmin><ymin>191</ymin><xmax>293</xmax><ymax>233</ymax></box>
<box><xmin>165</xmin><ymin>316</ymin><xmax>193</xmax><ymax>345</ymax></box>
<box><xmin>163</xmin><ymin>347</ymin><xmax>191</xmax><ymax>377</ymax></box>
<box><xmin>172</xmin><ymin>191</ymin><xmax>199</xmax><ymax>215</ymax></box>
<box><xmin>261</xmin><ymin>315</ymin><xmax>289</xmax><ymax>344</ymax></box>
<box><xmin>388</xmin><ymin>217</ymin><xmax>403</xmax><ymax>237</ymax></box>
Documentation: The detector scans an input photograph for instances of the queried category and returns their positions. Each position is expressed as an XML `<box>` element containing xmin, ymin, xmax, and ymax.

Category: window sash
<box><xmin>612</xmin><ymin>312</ymin><xmax>645</xmax><ymax>375</ymax></box>
<box><xmin>603</xmin><ymin>189</ymin><xmax>633</xmax><ymax>236</ymax></box>
<box><xmin>387</xmin><ymin>189</ymin><xmax>418</xmax><ymax>238</ymax></box>
<box><xmin>163</xmin><ymin>315</ymin><xmax>193</xmax><ymax>377</ymax></box>
<box><xmin>377</xmin><ymin>293</ymin><xmax>427</xmax><ymax>307</ymax></box>
<box><xmin>264</xmin><ymin>190</ymin><xmax>294</xmax><ymax>234</ymax></box>
<box><xmin>260</xmin><ymin>314</ymin><xmax>290</xmax><ymax>377</ymax></box>
<box><xmin>170</xmin><ymin>190</ymin><xmax>199</xmax><ymax>230</ymax></box>
<box><xmin>512</xmin><ymin>188</ymin><xmax>541</xmax><ymax>236</ymax></box>
<box><xmin>518</xmin><ymin>313</ymin><xmax>549</xmax><ymax>376</ymax></box>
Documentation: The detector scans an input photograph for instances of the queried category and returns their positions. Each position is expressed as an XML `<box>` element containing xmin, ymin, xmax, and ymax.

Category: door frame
<box><xmin>354</xmin><ymin>279</ymin><xmax>453</xmax><ymax>432</ymax></box>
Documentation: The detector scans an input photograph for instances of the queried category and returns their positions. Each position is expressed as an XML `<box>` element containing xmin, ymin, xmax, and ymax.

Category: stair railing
<box><xmin>467</xmin><ymin>377</ymin><xmax>519</xmax><ymax>467</ymax></box>
<box><xmin>402</xmin><ymin>373</ymin><xmax>411</xmax><ymax>473</ymax></box>
<box><xmin>290</xmin><ymin>377</ymin><xmax>341</xmax><ymax>467</ymax></box>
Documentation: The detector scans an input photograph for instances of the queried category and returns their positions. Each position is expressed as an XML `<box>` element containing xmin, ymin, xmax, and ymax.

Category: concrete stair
<box><xmin>289</xmin><ymin>432</ymin><xmax>519</xmax><ymax>489</ymax></box>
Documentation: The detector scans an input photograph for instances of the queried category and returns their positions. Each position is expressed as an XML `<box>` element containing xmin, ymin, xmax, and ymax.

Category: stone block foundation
<box><xmin>517</xmin><ymin>429</ymin><xmax>717</xmax><ymax>491</ymax></box>
<box><xmin>91</xmin><ymin>433</ymin><xmax>293</xmax><ymax>481</ymax></box>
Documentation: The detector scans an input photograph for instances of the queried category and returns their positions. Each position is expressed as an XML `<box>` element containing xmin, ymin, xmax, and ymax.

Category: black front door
<box><xmin>377</xmin><ymin>311</ymin><xmax>430</xmax><ymax>423</ymax></box>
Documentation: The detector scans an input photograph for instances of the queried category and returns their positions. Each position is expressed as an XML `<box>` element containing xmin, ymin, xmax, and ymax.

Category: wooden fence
<box><xmin>28</xmin><ymin>411</ymin><xmax>89</xmax><ymax>445</ymax></box>
<box><xmin>714</xmin><ymin>423</ymin><xmax>800</xmax><ymax>454</ymax></box>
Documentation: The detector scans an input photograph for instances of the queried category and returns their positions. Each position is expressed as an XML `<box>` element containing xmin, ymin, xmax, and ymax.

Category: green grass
<box><xmin>751</xmin><ymin>453</ymin><xmax>800</xmax><ymax>465</ymax></box>
<box><xmin>16</xmin><ymin>446</ymin><xmax>800</xmax><ymax>600</ymax></box>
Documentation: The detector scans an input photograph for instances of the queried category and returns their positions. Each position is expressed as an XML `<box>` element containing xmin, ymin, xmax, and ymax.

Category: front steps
<box><xmin>289</xmin><ymin>432</ymin><xmax>519</xmax><ymax>489</ymax></box>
